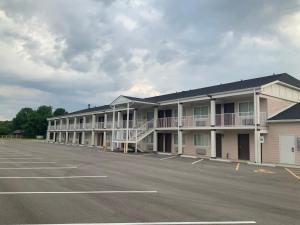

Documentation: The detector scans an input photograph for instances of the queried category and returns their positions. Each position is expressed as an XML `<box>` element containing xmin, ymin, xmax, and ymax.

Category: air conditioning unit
<box><xmin>196</xmin><ymin>148</ymin><xmax>206</xmax><ymax>155</ymax></box>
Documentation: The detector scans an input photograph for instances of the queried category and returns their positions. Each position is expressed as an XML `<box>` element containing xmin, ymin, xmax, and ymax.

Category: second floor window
<box><xmin>194</xmin><ymin>106</ymin><xmax>209</xmax><ymax>118</ymax></box>
<box><xmin>239</xmin><ymin>102</ymin><xmax>254</xmax><ymax>116</ymax></box>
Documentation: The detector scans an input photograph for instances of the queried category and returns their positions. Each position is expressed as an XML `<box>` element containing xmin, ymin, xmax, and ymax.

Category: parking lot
<box><xmin>0</xmin><ymin>140</ymin><xmax>299</xmax><ymax>225</ymax></box>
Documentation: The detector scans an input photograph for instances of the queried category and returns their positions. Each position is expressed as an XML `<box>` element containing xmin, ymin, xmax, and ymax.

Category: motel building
<box><xmin>47</xmin><ymin>73</ymin><xmax>300</xmax><ymax>166</ymax></box>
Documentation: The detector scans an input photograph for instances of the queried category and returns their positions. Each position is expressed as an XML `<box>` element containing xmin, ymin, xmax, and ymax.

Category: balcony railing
<box><xmin>95</xmin><ymin>122</ymin><xmax>105</xmax><ymax>129</ymax></box>
<box><xmin>85</xmin><ymin>123</ymin><xmax>92</xmax><ymax>129</ymax></box>
<box><xmin>157</xmin><ymin>117</ymin><xmax>178</xmax><ymax>128</ymax></box>
<box><xmin>182</xmin><ymin>115</ymin><xmax>210</xmax><ymax>128</ymax></box>
<box><xmin>215</xmin><ymin>112</ymin><xmax>267</xmax><ymax>127</ymax></box>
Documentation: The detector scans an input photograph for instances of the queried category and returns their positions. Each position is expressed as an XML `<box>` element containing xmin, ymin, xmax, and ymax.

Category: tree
<box><xmin>36</xmin><ymin>106</ymin><xmax>53</xmax><ymax>136</ymax></box>
<box><xmin>53</xmin><ymin>108</ymin><xmax>67</xmax><ymax>117</ymax></box>
<box><xmin>0</xmin><ymin>121</ymin><xmax>13</xmax><ymax>135</ymax></box>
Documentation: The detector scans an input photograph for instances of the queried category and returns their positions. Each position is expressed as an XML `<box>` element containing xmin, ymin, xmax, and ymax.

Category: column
<box><xmin>133</xmin><ymin>109</ymin><xmax>137</xmax><ymax>127</ymax></box>
<box><xmin>54</xmin><ymin>120</ymin><xmax>57</xmax><ymax>130</ymax></box>
<box><xmin>177</xmin><ymin>102</ymin><xmax>183</xmax><ymax>155</ymax></box>
<box><xmin>81</xmin><ymin>132</ymin><xmax>85</xmax><ymax>145</ymax></box>
<box><xmin>74</xmin><ymin>117</ymin><xmax>77</xmax><ymax>130</ymax></box>
<box><xmin>83</xmin><ymin>116</ymin><xmax>86</xmax><ymax>129</ymax></box>
<box><xmin>48</xmin><ymin>120</ymin><xmax>51</xmax><ymax>131</ymax></box>
<box><xmin>153</xmin><ymin>107</ymin><xmax>158</xmax><ymax>152</ymax></box>
<box><xmin>104</xmin><ymin>113</ymin><xmax>107</xmax><ymax>129</ymax></box>
<box><xmin>60</xmin><ymin>119</ymin><xmax>62</xmax><ymax>130</ymax></box>
<box><xmin>117</xmin><ymin>111</ymin><xmax>121</xmax><ymax>128</ymax></box>
<box><xmin>92</xmin><ymin>114</ymin><xmax>96</xmax><ymax>129</ymax></box>
<box><xmin>53</xmin><ymin>132</ymin><xmax>56</xmax><ymax>142</ymax></box>
<box><xmin>65</xmin><ymin>131</ymin><xmax>68</xmax><ymax>144</ymax></box>
<box><xmin>58</xmin><ymin>132</ymin><xmax>62</xmax><ymax>143</ymax></box>
<box><xmin>125</xmin><ymin>103</ymin><xmax>130</xmax><ymax>153</ymax></box>
<box><xmin>210</xmin><ymin>130</ymin><xmax>216</xmax><ymax>158</ymax></box>
<box><xmin>72</xmin><ymin>131</ymin><xmax>76</xmax><ymax>144</ymax></box>
<box><xmin>254</xmin><ymin>91</ymin><xmax>261</xmax><ymax>163</ymax></box>
<box><xmin>178</xmin><ymin>130</ymin><xmax>183</xmax><ymax>155</ymax></box>
<box><xmin>66</xmin><ymin>118</ymin><xmax>69</xmax><ymax>130</ymax></box>
<box><xmin>91</xmin><ymin>130</ymin><xmax>95</xmax><ymax>146</ymax></box>
<box><xmin>111</xmin><ymin>106</ymin><xmax>115</xmax><ymax>151</ymax></box>
<box><xmin>103</xmin><ymin>131</ymin><xmax>107</xmax><ymax>148</ymax></box>
<box><xmin>210</xmin><ymin>99</ymin><xmax>216</xmax><ymax>126</ymax></box>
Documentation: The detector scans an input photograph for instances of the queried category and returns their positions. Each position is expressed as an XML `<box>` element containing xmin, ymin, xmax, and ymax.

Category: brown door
<box><xmin>157</xmin><ymin>133</ymin><xmax>164</xmax><ymax>152</ymax></box>
<box><xmin>165</xmin><ymin>133</ymin><xmax>172</xmax><ymax>153</ymax></box>
<box><xmin>238</xmin><ymin>134</ymin><xmax>250</xmax><ymax>160</ymax></box>
<box><xmin>216</xmin><ymin>134</ymin><xmax>222</xmax><ymax>158</ymax></box>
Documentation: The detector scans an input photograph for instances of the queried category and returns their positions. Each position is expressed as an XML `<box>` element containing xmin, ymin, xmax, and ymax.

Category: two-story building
<box><xmin>47</xmin><ymin>73</ymin><xmax>300</xmax><ymax>166</ymax></box>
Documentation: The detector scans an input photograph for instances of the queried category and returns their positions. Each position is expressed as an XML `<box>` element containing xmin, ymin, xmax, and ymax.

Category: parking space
<box><xmin>0</xmin><ymin>141</ymin><xmax>299</xmax><ymax>225</ymax></box>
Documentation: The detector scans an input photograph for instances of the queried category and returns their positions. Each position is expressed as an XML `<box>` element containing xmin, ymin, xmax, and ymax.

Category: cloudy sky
<box><xmin>1</xmin><ymin>0</ymin><xmax>300</xmax><ymax>120</ymax></box>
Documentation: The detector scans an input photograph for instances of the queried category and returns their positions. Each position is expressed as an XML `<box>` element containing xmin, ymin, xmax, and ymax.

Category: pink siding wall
<box><xmin>260</xmin><ymin>94</ymin><xmax>295</xmax><ymax>118</ymax></box>
<box><xmin>181</xmin><ymin>131</ymin><xmax>211</xmax><ymax>157</ymax></box>
<box><xmin>263</xmin><ymin>123</ymin><xmax>300</xmax><ymax>165</ymax></box>
<box><xmin>221</xmin><ymin>131</ymin><xmax>255</xmax><ymax>161</ymax></box>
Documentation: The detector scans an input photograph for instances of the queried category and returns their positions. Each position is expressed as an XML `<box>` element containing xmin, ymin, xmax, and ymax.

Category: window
<box><xmin>239</xmin><ymin>102</ymin><xmax>254</xmax><ymax>115</ymax></box>
<box><xmin>194</xmin><ymin>133</ymin><xmax>209</xmax><ymax>147</ymax></box>
<box><xmin>194</xmin><ymin>106</ymin><xmax>209</xmax><ymax>118</ymax></box>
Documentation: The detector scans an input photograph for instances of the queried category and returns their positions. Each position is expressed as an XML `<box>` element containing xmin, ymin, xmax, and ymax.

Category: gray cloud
<box><xmin>0</xmin><ymin>0</ymin><xmax>300</xmax><ymax>119</ymax></box>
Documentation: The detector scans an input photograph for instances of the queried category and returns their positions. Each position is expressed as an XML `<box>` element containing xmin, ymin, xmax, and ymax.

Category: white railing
<box><xmin>95</xmin><ymin>122</ymin><xmax>105</xmax><ymax>129</ymax></box>
<box><xmin>215</xmin><ymin>112</ymin><xmax>267</xmax><ymax>127</ymax></box>
<box><xmin>85</xmin><ymin>123</ymin><xmax>92</xmax><ymax>129</ymax></box>
<box><xmin>182</xmin><ymin>115</ymin><xmax>210</xmax><ymax>128</ymax></box>
<box><xmin>61</xmin><ymin>124</ymin><xmax>66</xmax><ymax>130</ymax></box>
<box><xmin>69</xmin><ymin>124</ymin><xmax>75</xmax><ymax>130</ymax></box>
<box><xmin>116</xmin><ymin>120</ymin><xmax>134</xmax><ymax>129</ymax></box>
<box><xmin>157</xmin><ymin>117</ymin><xmax>178</xmax><ymax>128</ymax></box>
<box><xmin>106</xmin><ymin>121</ymin><xmax>113</xmax><ymax>129</ymax></box>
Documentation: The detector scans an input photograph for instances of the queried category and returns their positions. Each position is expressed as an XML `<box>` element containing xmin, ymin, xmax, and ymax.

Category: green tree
<box><xmin>0</xmin><ymin>121</ymin><xmax>13</xmax><ymax>135</ymax></box>
<box><xmin>53</xmin><ymin>108</ymin><xmax>67</xmax><ymax>117</ymax></box>
<box><xmin>36</xmin><ymin>106</ymin><xmax>52</xmax><ymax>136</ymax></box>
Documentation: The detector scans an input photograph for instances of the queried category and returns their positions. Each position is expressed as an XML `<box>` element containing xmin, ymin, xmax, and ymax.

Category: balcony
<box><xmin>182</xmin><ymin>116</ymin><xmax>210</xmax><ymax>128</ymax></box>
<box><xmin>215</xmin><ymin>112</ymin><xmax>267</xmax><ymax>127</ymax></box>
<box><xmin>157</xmin><ymin>117</ymin><xmax>178</xmax><ymax>128</ymax></box>
<box><xmin>95</xmin><ymin>122</ymin><xmax>105</xmax><ymax>129</ymax></box>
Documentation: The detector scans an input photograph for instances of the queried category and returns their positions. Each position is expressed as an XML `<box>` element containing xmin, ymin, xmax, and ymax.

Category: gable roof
<box><xmin>143</xmin><ymin>73</ymin><xmax>300</xmax><ymax>103</ymax></box>
<box><xmin>268</xmin><ymin>103</ymin><xmax>300</xmax><ymax>121</ymax></box>
<box><xmin>51</xmin><ymin>73</ymin><xmax>300</xmax><ymax>119</ymax></box>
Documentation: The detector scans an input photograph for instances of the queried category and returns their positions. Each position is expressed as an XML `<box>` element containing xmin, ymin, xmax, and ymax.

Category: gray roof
<box><xmin>269</xmin><ymin>103</ymin><xmax>300</xmax><ymax>121</ymax></box>
<box><xmin>55</xmin><ymin>73</ymin><xmax>300</xmax><ymax>118</ymax></box>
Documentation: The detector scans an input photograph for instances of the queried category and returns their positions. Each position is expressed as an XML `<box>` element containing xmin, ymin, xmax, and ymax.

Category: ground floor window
<box><xmin>194</xmin><ymin>133</ymin><xmax>209</xmax><ymax>147</ymax></box>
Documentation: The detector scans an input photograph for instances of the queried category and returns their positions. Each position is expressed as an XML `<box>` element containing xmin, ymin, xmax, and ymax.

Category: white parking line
<box><xmin>0</xmin><ymin>190</ymin><xmax>158</xmax><ymax>195</ymax></box>
<box><xmin>159</xmin><ymin>155</ymin><xmax>177</xmax><ymax>160</ymax></box>
<box><xmin>14</xmin><ymin>221</ymin><xmax>256</xmax><ymax>224</ymax></box>
<box><xmin>0</xmin><ymin>162</ymin><xmax>56</xmax><ymax>164</ymax></box>
<box><xmin>192</xmin><ymin>159</ymin><xmax>204</xmax><ymax>164</ymax></box>
<box><xmin>0</xmin><ymin>166</ymin><xmax>77</xmax><ymax>170</ymax></box>
<box><xmin>0</xmin><ymin>175</ymin><xmax>107</xmax><ymax>179</ymax></box>
<box><xmin>0</xmin><ymin>157</ymin><xmax>42</xmax><ymax>160</ymax></box>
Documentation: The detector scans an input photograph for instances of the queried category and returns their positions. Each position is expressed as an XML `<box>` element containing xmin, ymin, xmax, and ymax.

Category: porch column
<box><xmin>53</xmin><ymin>132</ymin><xmax>56</xmax><ymax>142</ymax></box>
<box><xmin>125</xmin><ymin>103</ymin><xmax>130</xmax><ymax>153</ymax></box>
<box><xmin>117</xmin><ymin>111</ymin><xmax>121</xmax><ymax>128</ymax></box>
<box><xmin>92</xmin><ymin>114</ymin><xmax>96</xmax><ymax>129</ymax></box>
<box><xmin>210</xmin><ymin>99</ymin><xmax>216</xmax><ymax>126</ymax></box>
<box><xmin>254</xmin><ymin>91</ymin><xmax>261</xmax><ymax>163</ymax></box>
<box><xmin>65</xmin><ymin>131</ymin><xmax>68</xmax><ymax>144</ymax></box>
<box><xmin>133</xmin><ymin>109</ymin><xmax>137</xmax><ymax>128</ymax></box>
<box><xmin>58</xmin><ymin>132</ymin><xmax>62</xmax><ymax>143</ymax></box>
<box><xmin>54</xmin><ymin>120</ymin><xmax>57</xmax><ymax>130</ymax></box>
<box><xmin>83</xmin><ymin>116</ymin><xmax>86</xmax><ymax>129</ymax></box>
<box><xmin>111</xmin><ymin>106</ymin><xmax>115</xmax><ymax>151</ymax></box>
<box><xmin>103</xmin><ymin>131</ymin><xmax>107</xmax><ymax>148</ymax></box>
<box><xmin>72</xmin><ymin>131</ymin><xmax>76</xmax><ymax>144</ymax></box>
<box><xmin>66</xmin><ymin>118</ymin><xmax>69</xmax><ymax>130</ymax></box>
<box><xmin>153</xmin><ymin>107</ymin><xmax>158</xmax><ymax>152</ymax></box>
<box><xmin>48</xmin><ymin>120</ymin><xmax>51</xmax><ymax>131</ymax></box>
<box><xmin>104</xmin><ymin>113</ymin><xmax>107</xmax><ymax>129</ymax></box>
<box><xmin>81</xmin><ymin>132</ymin><xmax>85</xmax><ymax>145</ymax></box>
<box><xmin>74</xmin><ymin>117</ymin><xmax>77</xmax><ymax>130</ymax></box>
<box><xmin>210</xmin><ymin>130</ymin><xmax>216</xmax><ymax>158</ymax></box>
<box><xmin>91</xmin><ymin>130</ymin><xmax>95</xmax><ymax>146</ymax></box>
<box><xmin>178</xmin><ymin>102</ymin><xmax>183</xmax><ymax>155</ymax></box>
<box><xmin>60</xmin><ymin>119</ymin><xmax>62</xmax><ymax>130</ymax></box>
